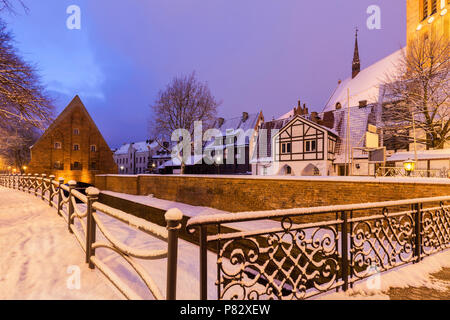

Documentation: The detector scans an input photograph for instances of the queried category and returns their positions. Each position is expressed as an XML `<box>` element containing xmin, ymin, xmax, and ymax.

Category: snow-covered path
<box><xmin>0</xmin><ymin>186</ymin><xmax>120</xmax><ymax>299</ymax></box>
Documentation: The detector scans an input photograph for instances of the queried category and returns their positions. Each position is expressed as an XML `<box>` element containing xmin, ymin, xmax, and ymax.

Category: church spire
<box><xmin>352</xmin><ymin>27</ymin><xmax>360</xmax><ymax>79</ymax></box>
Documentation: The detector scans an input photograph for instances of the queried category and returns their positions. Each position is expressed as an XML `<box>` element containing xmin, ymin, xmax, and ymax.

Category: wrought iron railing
<box><xmin>187</xmin><ymin>196</ymin><xmax>450</xmax><ymax>300</ymax></box>
<box><xmin>0</xmin><ymin>173</ymin><xmax>182</xmax><ymax>300</ymax></box>
<box><xmin>376</xmin><ymin>167</ymin><xmax>449</xmax><ymax>178</ymax></box>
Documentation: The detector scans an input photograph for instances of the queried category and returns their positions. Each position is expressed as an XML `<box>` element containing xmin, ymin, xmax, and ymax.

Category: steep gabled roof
<box><xmin>323</xmin><ymin>48</ymin><xmax>404</xmax><ymax>112</ymax></box>
<box><xmin>31</xmin><ymin>95</ymin><xmax>111</xmax><ymax>151</ymax></box>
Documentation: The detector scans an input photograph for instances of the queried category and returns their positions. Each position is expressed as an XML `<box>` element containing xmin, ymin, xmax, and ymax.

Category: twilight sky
<box><xmin>3</xmin><ymin>0</ymin><xmax>405</xmax><ymax>148</ymax></box>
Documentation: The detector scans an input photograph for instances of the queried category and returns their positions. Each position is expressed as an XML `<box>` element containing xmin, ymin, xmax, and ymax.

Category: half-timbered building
<box><xmin>272</xmin><ymin>115</ymin><xmax>338</xmax><ymax>176</ymax></box>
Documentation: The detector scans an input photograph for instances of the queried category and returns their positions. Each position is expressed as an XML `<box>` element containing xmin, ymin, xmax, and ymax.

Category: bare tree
<box><xmin>149</xmin><ymin>72</ymin><xmax>220</xmax><ymax>173</ymax></box>
<box><xmin>383</xmin><ymin>33</ymin><xmax>449</xmax><ymax>149</ymax></box>
<box><xmin>0</xmin><ymin>20</ymin><xmax>53</xmax><ymax>130</ymax></box>
<box><xmin>0</xmin><ymin>0</ymin><xmax>28</xmax><ymax>14</ymax></box>
<box><xmin>0</xmin><ymin>119</ymin><xmax>38</xmax><ymax>171</ymax></box>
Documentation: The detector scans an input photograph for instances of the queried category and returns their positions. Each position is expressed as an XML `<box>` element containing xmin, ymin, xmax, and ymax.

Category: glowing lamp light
<box><xmin>12</xmin><ymin>168</ymin><xmax>17</xmax><ymax>173</ymax></box>
<box><xmin>22</xmin><ymin>166</ymin><xmax>27</xmax><ymax>171</ymax></box>
<box><xmin>428</xmin><ymin>16</ymin><xmax>435</xmax><ymax>24</ymax></box>
<box><xmin>416</xmin><ymin>24</ymin><xmax>423</xmax><ymax>31</ymax></box>
<box><xmin>152</xmin><ymin>163</ymin><xmax>156</xmax><ymax>168</ymax></box>
<box><xmin>120</xmin><ymin>166</ymin><xmax>124</xmax><ymax>171</ymax></box>
<box><xmin>403</xmin><ymin>159</ymin><xmax>416</xmax><ymax>173</ymax></box>
<box><xmin>441</xmin><ymin>8</ymin><xmax>448</xmax><ymax>16</ymax></box>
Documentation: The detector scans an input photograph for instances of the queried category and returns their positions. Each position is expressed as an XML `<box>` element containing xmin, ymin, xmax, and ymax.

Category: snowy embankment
<box><xmin>0</xmin><ymin>187</ymin><xmax>218</xmax><ymax>300</ymax></box>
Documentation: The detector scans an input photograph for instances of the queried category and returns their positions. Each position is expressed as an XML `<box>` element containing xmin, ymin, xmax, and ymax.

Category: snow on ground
<box><xmin>0</xmin><ymin>187</ymin><xmax>120</xmax><ymax>300</ymax></box>
<box><xmin>317</xmin><ymin>249</ymin><xmax>450</xmax><ymax>300</ymax></box>
<box><xmin>0</xmin><ymin>186</ymin><xmax>218</xmax><ymax>300</ymax></box>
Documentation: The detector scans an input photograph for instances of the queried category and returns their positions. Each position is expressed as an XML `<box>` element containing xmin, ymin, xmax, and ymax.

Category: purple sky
<box><xmin>4</xmin><ymin>0</ymin><xmax>405</xmax><ymax>148</ymax></box>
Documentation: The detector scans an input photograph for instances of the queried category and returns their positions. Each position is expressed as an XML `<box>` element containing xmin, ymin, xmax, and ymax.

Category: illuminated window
<box><xmin>54</xmin><ymin>142</ymin><xmax>62</xmax><ymax>149</ymax></box>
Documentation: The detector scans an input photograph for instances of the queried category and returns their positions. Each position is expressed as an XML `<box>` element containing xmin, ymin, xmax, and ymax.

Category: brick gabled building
<box><xmin>28</xmin><ymin>95</ymin><xmax>117</xmax><ymax>184</ymax></box>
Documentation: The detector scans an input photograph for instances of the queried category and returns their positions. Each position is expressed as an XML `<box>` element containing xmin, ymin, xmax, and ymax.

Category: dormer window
<box><xmin>54</xmin><ymin>142</ymin><xmax>62</xmax><ymax>149</ymax></box>
<box><xmin>73</xmin><ymin>128</ymin><xmax>80</xmax><ymax>135</ymax></box>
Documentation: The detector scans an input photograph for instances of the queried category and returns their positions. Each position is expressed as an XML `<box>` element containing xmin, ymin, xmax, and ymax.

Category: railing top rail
<box><xmin>186</xmin><ymin>195</ymin><xmax>450</xmax><ymax>230</ymax></box>
<box><xmin>92</xmin><ymin>201</ymin><xmax>169</xmax><ymax>241</ymax></box>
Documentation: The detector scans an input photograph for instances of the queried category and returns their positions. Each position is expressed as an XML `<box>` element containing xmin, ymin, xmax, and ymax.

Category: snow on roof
<box><xmin>387</xmin><ymin>149</ymin><xmax>450</xmax><ymax>162</ymax></box>
<box><xmin>114</xmin><ymin>140</ymin><xmax>159</xmax><ymax>155</ymax></box>
<box><xmin>323</xmin><ymin>48</ymin><xmax>404</xmax><ymax>112</ymax></box>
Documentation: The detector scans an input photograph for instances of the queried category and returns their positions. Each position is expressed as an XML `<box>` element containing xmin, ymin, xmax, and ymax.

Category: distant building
<box><xmin>28</xmin><ymin>95</ymin><xmax>117</xmax><ymax>184</ymax></box>
<box><xmin>113</xmin><ymin>140</ymin><xmax>172</xmax><ymax>174</ymax></box>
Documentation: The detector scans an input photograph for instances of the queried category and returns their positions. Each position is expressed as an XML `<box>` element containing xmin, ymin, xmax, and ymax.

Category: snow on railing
<box><xmin>0</xmin><ymin>173</ymin><xmax>183</xmax><ymax>300</ymax></box>
<box><xmin>187</xmin><ymin>194</ymin><xmax>450</xmax><ymax>300</ymax></box>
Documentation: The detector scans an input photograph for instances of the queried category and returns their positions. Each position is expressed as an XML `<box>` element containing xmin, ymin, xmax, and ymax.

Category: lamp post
<box><xmin>215</xmin><ymin>155</ymin><xmax>221</xmax><ymax>175</ymax></box>
<box><xmin>404</xmin><ymin>158</ymin><xmax>416</xmax><ymax>176</ymax></box>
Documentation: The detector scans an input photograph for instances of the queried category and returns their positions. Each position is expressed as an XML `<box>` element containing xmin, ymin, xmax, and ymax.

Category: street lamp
<box><xmin>215</xmin><ymin>155</ymin><xmax>221</xmax><ymax>175</ymax></box>
<box><xmin>403</xmin><ymin>159</ymin><xmax>416</xmax><ymax>176</ymax></box>
<box><xmin>22</xmin><ymin>166</ymin><xmax>27</xmax><ymax>172</ymax></box>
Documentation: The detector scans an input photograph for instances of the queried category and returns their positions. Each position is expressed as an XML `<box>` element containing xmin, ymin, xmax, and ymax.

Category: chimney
<box><xmin>310</xmin><ymin>112</ymin><xmax>320</xmax><ymax>123</ymax></box>
<box><xmin>242</xmin><ymin>112</ymin><xmax>249</xmax><ymax>122</ymax></box>
<box><xmin>217</xmin><ymin>117</ymin><xmax>224</xmax><ymax>127</ymax></box>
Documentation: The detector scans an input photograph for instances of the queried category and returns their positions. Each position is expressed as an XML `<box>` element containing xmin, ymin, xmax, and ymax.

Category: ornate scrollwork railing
<box><xmin>0</xmin><ymin>173</ymin><xmax>183</xmax><ymax>300</ymax></box>
<box><xmin>376</xmin><ymin>167</ymin><xmax>449</xmax><ymax>178</ymax></box>
<box><xmin>187</xmin><ymin>195</ymin><xmax>450</xmax><ymax>300</ymax></box>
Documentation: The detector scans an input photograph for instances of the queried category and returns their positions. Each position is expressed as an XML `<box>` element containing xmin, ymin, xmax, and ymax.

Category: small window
<box><xmin>90</xmin><ymin>145</ymin><xmax>97</xmax><ymax>152</ymax></box>
<box><xmin>73</xmin><ymin>128</ymin><xmax>80</xmax><ymax>135</ymax></box>
<box><xmin>73</xmin><ymin>144</ymin><xmax>80</xmax><ymax>151</ymax></box>
<box><xmin>305</xmin><ymin>140</ymin><xmax>317</xmax><ymax>152</ymax></box>
<box><xmin>90</xmin><ymin>162</ymin><xmax>97</xmax><ymax>170</ymax></box>
<box><xmin>281</xmin><ymin>142</ymin><xmax>291</xmax><ymax>154</ymax></box>
<box><xmin>54</xmin><ymin>142</ymin><xmax>62</xmax><ymax>149</ymax></box>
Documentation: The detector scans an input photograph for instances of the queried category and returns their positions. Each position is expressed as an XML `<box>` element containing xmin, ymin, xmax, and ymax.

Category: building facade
<box><xmin>28</xmin><ymin>95</ymin><xmax>117</xmax><ymax>184</ymax></box>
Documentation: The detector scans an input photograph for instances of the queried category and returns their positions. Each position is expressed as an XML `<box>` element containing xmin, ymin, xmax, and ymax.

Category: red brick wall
<box><xmin>95</xmin><ymin>174</ymin><xmax>450</xmax><ymax>212</ymax></box>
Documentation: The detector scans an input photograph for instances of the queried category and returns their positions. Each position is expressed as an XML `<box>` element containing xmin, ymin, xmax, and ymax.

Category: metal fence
<box><xmin>0</xmin><ymin>173</ymin><xmax>182</xmax><ymax>300</ymax></box>
<box><xmin>376</xmin><ymin>167</ymin><xmax>450</xmax><ymax>178</ymax></box>
<box><xmin>187</xmin><ymin>195</ymin><xmax>450</xmax><ymax>300</ymax></box>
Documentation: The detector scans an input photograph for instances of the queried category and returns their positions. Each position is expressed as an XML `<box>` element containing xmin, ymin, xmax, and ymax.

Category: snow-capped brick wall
<box><xmin>95</xmin><ymin>174</ymin><xmax>450</xmax><ymax>213</ymax></box>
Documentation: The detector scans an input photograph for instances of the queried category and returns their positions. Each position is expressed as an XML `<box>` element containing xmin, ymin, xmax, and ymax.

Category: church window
<box><xmin>431</xmin><ymin>0</ymin><xmax>437</xmax><ymax>14</ymax></box>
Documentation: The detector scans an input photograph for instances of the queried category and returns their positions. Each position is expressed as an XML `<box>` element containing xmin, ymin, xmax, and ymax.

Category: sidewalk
<box><xmin>0</xmin><ymin>186</ymin><xmax>120</xmax><ymax>299</ymax></box>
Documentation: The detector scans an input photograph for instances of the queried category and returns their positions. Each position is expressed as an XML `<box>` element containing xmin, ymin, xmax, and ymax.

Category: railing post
<box><xmin>68</xmin><ymin>180</ymin><xmax>76</xmax><ymax>233</ymax></box>
<box><xmin>57</xmin><ymin>177</ymin><xmax>64</xmax><ymax>216</ymax></box>
<box><xmin>341</xmin><ymin>210</ymin><xmax>349</xmax><ymax>291</ymax></box>
<box><xmin>41</xmin><ymin>174</ymin><xmax>46</xmax><ymax>200</ymax></box>
<box><xmin>414</xmin><ymin>203</ymin><xmax>422</xmax><ymax>262</ymax></box>
<box><xmin>165</xmin><ymin>208</ymin><xmax>183</xmax><ymax>300</ymax></box>
<box><xmin>199</xmin><ymin>225</ymin><xmax>208</xmax><ymax>300</ymax></box>
<box><xmin>48</xmin><ymin>175</ymin><xmax>55</xmax><ymax>206</ymax></box>
<box><xmin>27</xmin><ymin>174</ymin><xmax>32</xmax><ymax>193</ymax></box>
<box><xmin>86</xmin><ymin>187</ymin><xmax>100</xmax><ymax>268</ymax></box>
<box><xmin>34</xmin><ymin>173</ymin><xmax>39</xmax><ymax>196</ymax></box>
